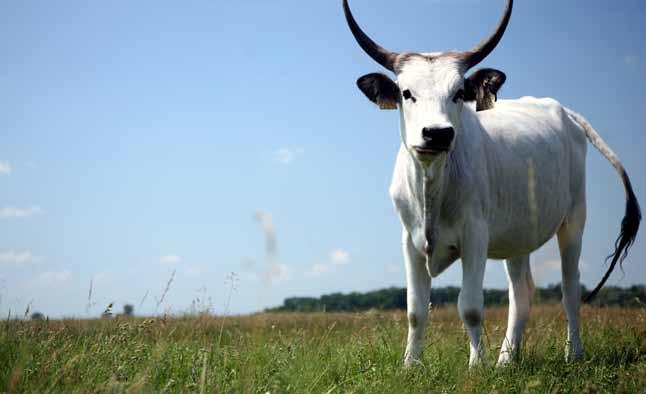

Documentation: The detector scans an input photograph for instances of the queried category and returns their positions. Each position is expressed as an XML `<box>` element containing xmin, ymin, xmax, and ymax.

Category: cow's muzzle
<box><xmin>414</xmin><ymin>127</ymin><xmax>455</xmax><ymax>155</ymax></box>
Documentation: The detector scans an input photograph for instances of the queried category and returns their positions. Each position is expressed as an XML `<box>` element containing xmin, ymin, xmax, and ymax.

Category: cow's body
<box><xmin>390</xmin><ymin>96</ymin><xmax>593</xmax><ymax>365</ymax></box>
<box><xmin>343</xmin><ymin>0</ymin><xmax>640</xmax><ymax>368</ymax></box>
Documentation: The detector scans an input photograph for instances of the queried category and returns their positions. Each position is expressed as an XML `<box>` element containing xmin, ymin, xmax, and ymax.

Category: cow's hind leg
<box><xmin>402</xmin><ymin>231</ymin><xmax>431</xmax><ymax>367</ymax></box>
<box><xmin>497</xmin><ymin>254</ymin><xmax>534</xmax><ymax>366</ymax></box>
<box><xmin>557</xmin><ymin>204</ymin><xmax>586</xmax><ymax>361</ymax></box>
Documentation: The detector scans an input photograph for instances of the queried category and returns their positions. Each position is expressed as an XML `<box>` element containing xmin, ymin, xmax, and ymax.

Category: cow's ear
<box><xmin>357</xmin><ymin>73</ymin><xmax>400</xmax><ymax>110</ymax></box>
<box><xmin>464</xmin><ymin>68</ymin><xmax>506</xmax><ymax>111</ymax></box>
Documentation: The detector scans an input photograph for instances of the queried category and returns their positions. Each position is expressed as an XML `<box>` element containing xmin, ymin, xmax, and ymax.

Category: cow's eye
<box><xmin>402</xmin><ymin>89</ymin><xmax>416</xmax><ymax>103</ymax></box>
<box><xmin>452</xmin><ymin>89</ymin><xmax>465</xmax><ymax>103</ymax></box>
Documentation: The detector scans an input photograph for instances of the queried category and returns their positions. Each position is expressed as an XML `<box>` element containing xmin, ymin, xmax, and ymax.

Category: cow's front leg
<box><xmin>402</xmin><ymin>231</ymin><xmax>431</xmax><ymax>367</ymax></box>
<box><xmin>458</xmin><ymin>225</ymin><xmax>488</xmax><ymax>367</ymax></box>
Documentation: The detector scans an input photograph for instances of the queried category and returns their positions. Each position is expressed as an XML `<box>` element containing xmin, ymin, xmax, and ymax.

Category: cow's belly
<box><xmin>487</xmin><ymin>225</ymin><xmax>559</xmax><ymax>259</ymax></box>
<box><xmin>487</xmin><ymin>203</ymin><xmax>568</xmax><ymax>259</ymax></box>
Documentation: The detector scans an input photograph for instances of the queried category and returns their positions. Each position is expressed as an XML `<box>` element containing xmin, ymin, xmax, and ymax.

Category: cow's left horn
<box><xmin>343</xmin><ymin>0</ymin><xmax>398</xmax><ymax>72</ymax></box>
<box><xmin>462</xmin><ymin>0</ymin><xmax>513</xmax><ymax>70</ymax></box>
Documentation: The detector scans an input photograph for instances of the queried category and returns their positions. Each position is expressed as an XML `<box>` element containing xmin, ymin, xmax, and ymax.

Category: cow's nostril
<box><xmin>422</xmin><ymin>127</ymin><xmax>455</xmax><ymax>143</ymax></box>
<box><xmin>422</xmin><ymin>127</ymin><xmax>433</xmax><ymax>141</ymax></box>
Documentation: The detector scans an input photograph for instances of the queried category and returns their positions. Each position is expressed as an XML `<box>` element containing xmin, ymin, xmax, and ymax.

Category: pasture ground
<box><xmin>1</xmin><ymin>305</ymin><xmax>645</xmax><ymax>393</ymax></box>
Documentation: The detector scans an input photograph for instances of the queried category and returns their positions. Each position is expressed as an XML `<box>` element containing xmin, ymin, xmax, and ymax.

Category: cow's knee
<box><xmin>408</xmin><ymin>313</ymin><xmax>419</xmax><ymax>329</ymax></box>
<box><xmin>458</xmin><ymin>290</ymin><xmax>484</xmax><ymax>328</ymax></box>
<box><xmin>462</xmin><ymin>308</ymin><xmax>482</xmax><ymax>327</ymax></box>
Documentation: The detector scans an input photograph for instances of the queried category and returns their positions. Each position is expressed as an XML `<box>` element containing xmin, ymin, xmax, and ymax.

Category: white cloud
<box><xmin>330</xmin><ymin>249</ymin><xmax>350</xmax><ymax>265</ymax></box>
<box><xmin>0</xmin><ymin>250</ymin><xmax>35</xmax><ymax>266</ymax></box>
<box><xmin>274</xmin><ymin>147</ymin><xmax>304</xmax><ymax>165</ymax></box>
<box><xmin>301</xmin><ymin>249</ymin><xmax>352</xmax><ymax>278</ymax></box>
<box><xmin>0</xmin><ymin>206</ymin><xmax>44</xmax><ymax>218</ymax></box>
<box><xmin>0</xmin><ymin>161</ymin><xmax>11</xmax><ymax>175</ymax></box>
<box><xmin>29</xmin><ymin>270</ymin><xmax>72</xmax><ymax>288</ymax></box>
<box><xmin>160</xmin><ymin>255</ymin><xmax>182</xmax><ymax>265</ymax></box>
<box><xmin>40</xmin><ymin>270</ymin><xmax>71</xmax><ymax>283</ymax></box>
<box><xmin>264</xmin><ymin>263</ymin><xmax>290</xmax><ymax>284</ymax></box>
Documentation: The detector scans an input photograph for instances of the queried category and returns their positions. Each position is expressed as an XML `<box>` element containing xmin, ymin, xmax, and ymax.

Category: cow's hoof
<box><xmin>468</xmin><ymin>349</ymin><xmax>488</xmax><ymax>369</ymax></box>
<box><xmin>565</xmin><ymin>349</ymin><xmax>584</xmax><ymax>363</ymax></box>
<box><xmin>468</xmin><ymin>360</ymin><xmax>486</xmax><ymax>369</ymax></box>
<box><xmin>496</xmin><ymin>348</ymin><xmax>520</xmax><ymax>367</ymax></box>
<box><xmin>565</xmin><ymin>341</ymin><xmax>584</xmax><ymax>363</ymax></box>
<box><xmin>496</xmin><ymin>355</ymin><xmax>512</xmax><ymax>368</ymax></box>
<box><xmin>403</xmin><ymin>357</ymin><xmax>424</xmax><ymax>369</ymax></box>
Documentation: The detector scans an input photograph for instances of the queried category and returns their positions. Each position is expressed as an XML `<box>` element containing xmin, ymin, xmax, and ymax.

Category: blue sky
<box><xmin>1</xmin><ymin>0</ymin><xmax>645</xmax><ymax>318</ymax></box>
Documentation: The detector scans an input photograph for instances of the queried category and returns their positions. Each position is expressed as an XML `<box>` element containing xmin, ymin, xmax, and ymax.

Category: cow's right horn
<box><xmin>343</xmin><ymin>0</ymin><xmax>398</xmax><ymax>72</ymax></box>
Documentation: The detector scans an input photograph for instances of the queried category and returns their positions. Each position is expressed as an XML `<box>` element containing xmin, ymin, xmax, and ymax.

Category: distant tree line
<box><xmin>267</xmin><ymin>284</ymin><xmax>645</xmax><ymax>313</ymax></box>
<box><xmin>28</xmin><ymin>303</ymin><xmax>136</xmax><ymax>321</ymax></box>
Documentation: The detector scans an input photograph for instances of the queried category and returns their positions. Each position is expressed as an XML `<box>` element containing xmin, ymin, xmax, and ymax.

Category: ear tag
<box><xmin>377</xmin><ymin>99</ymin><xmax>398</xmax><ymax>110</ymax></box>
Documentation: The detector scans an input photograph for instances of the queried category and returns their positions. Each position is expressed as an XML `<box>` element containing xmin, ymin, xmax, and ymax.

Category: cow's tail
<box><xmin>565</xmin><ymin>109</ymin><xmax>641</xmax><ymax>303</ymax></box>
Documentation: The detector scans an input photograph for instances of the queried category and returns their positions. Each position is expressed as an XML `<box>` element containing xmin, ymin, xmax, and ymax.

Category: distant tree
<box><xmin>123</xmin><ymin>304</ymin><xmax>134</xmax><ymax>316</ymax></box>
<box><xmin>267</xmin><ymin>285</ymin><xmax>646</xmax><ymax>313</ymax></box>
<box><xmin>30</xmin><ymin>312</ymin><xmax>45</xmax><ymax>321</ymax></box>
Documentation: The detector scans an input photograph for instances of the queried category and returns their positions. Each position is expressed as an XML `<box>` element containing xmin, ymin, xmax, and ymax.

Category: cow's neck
<box><xmin>423</xmin><ymin>158</ymin><xmax>447</xmax><ymax>250</ymax></box>
<box><xmin>406</xmin><ymin>151</ymin><xmax>451</xmax><ymax>252</ymax></box>
<box><xmin>400</xmin><ymin>108</ymin><xmax>480</xmax><ymax>256</ymax></box>
<box><xmin>408</xmin><ymin>126</ymin><xmax>469</xmax><ymax>253</ymax></box>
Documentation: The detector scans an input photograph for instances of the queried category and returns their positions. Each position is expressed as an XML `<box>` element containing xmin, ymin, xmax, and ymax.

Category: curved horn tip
<box><xmin>343</xmin><ymin>0</ymin><xmax>398</xmax><ymax>71</ymax></box>
<box><xmin>463</xmin><ymin>0</ymin><xmax>513</xmax><ymax>70</ymax></box>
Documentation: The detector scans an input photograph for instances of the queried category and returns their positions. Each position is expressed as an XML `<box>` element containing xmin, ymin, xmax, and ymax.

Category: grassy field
<box><xmin>1</xmin><ymin>305</ymin><xmax>645</xmax><ymax>393</ymax></box>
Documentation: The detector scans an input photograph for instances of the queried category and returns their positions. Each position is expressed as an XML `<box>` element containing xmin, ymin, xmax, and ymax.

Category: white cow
<box><xmin>343</xmin><ymin>0</ymin><xmax>641</xmax><ymax>367</ymax></box>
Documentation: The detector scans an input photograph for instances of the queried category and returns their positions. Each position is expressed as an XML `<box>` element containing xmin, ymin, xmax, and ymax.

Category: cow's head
<box><xmin>344</xmin><ymin>0</ymin><xmax>512</xmax><ymax>164</ymax></box>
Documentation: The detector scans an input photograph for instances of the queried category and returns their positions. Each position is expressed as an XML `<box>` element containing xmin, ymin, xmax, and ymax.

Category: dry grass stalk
<box><xmin>156</xmin><ymin>270</ymin><xmax>176</xmax><ymax>312</ymax></box>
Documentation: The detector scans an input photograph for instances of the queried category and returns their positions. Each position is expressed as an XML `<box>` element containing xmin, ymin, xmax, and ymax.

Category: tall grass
<box><xmin>1</xmin><ymin>305</ymin><xmax>644</xmax><ymax>393</ymax></box>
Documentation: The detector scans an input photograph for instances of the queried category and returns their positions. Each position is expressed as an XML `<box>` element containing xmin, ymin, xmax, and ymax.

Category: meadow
<box><xmin>1</xmin><ymin>305</ymin><xmax>644</xmax><ymax>393</ymax></box>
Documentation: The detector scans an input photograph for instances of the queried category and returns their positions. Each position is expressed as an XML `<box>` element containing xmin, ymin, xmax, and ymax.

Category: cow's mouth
<box><xmin>413</xmin><ymin>145</ymin><xmax>449</xmax><ymax>156</ymax></box>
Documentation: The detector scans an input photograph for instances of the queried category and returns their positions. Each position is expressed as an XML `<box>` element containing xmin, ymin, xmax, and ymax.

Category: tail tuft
<box><xmin>584</xmin><ymin>171</ymin><xmax>641</xmax><ymax>303</ymax></box>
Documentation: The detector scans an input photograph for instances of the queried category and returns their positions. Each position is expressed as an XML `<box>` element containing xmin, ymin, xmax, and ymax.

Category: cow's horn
<box><xmin>462</xmin><ymin>0</ymin><xmax>513</xmax><ymax>70</ymax></box>
<box><xmin>343</xmin><ymin>0</ymin><xmax>398</xmax><ymax>72</ymax></box>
